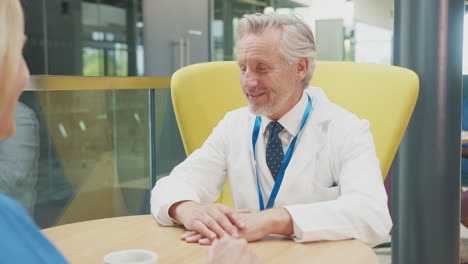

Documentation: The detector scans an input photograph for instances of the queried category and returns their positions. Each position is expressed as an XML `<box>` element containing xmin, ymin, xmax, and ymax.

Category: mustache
<box><xmin>243</xmin><ymin>88</ymin><xmax>268</xmax><ymax>94</ymax></box>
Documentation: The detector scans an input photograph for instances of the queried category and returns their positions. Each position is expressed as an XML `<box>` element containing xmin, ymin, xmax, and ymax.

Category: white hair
<box><xmin>236</xmin><ymin>12</ymin><xmax>316</xmax><ymax>89</ymax></box>
<box><xmin>0</xmin><ymin>0</ymin><xmax>24</xmax><ymax>109</ymax></box>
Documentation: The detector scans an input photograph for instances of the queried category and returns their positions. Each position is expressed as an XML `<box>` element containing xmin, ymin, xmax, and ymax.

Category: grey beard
<box><xmin>247</xmin><ymin>102</ymin><xmax>274</xmax><ymax>117</ymax></box>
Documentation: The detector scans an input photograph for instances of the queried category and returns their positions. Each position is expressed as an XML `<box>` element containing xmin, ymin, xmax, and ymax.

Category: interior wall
<box><xmin>354</xmin><ymin>0</ymin><xmax>393</xmax><ymax>30</ymax></box>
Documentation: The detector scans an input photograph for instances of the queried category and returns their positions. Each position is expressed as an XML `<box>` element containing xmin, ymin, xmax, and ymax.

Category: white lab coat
<box><xmin>151</xmin><ymin>87</ymin><xmax>392</xmax><ymax>246</ymax></box>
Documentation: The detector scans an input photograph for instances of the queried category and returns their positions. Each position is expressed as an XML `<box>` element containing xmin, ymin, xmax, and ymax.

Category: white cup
<box><xmin>104</xmin><ymin>249</ymin><xmax>158</xmax><ymax>264</ymax></box>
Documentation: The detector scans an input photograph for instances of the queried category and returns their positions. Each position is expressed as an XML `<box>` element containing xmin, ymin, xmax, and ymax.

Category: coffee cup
<box><xmin>104</xmin><ymin>249</ymin><xmax>158</xmax><ymax>264</ymax></box>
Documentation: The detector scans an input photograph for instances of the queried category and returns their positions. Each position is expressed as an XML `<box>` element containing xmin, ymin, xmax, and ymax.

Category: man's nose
<box><xmin>242</xmin><ymin>70</ymin><xmax>258</xmax><ymax>89</ymax></box>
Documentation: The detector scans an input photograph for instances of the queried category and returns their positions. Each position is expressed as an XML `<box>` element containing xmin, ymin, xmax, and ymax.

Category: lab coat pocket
<box><xmin>310</xmin><ymin>182</ymin><xmax>341</xmax><ymax>202</ymax></box>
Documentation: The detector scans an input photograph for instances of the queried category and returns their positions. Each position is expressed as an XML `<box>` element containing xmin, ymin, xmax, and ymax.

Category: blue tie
<box><xmin>266</xmin><ymin>121</ymin><xmax>284</xmax><ymax>180</ymax></box>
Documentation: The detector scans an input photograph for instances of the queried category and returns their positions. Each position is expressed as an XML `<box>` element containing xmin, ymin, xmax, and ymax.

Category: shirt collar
<box><xmin>260</xmin><ymin>90</ymin><xmax>308</xmax><ymax>136</ymax></box>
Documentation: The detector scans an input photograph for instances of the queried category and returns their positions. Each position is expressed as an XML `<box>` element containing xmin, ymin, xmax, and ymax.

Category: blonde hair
<box><xmin>236</xmin><ymin>13</ymin><xmax>316</xmax><ymax>89</ymax></box>
<box><xmin>0</xmin><ymin>0</ymin><xmax>24</xmax><ymax>114</ymax></box>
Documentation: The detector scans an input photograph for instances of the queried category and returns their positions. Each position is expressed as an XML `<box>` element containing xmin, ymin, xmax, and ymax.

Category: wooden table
<box><xmin>42</xmin><ymin>215</ymin><xmax>377</xmax><ymax>264</ymax></box>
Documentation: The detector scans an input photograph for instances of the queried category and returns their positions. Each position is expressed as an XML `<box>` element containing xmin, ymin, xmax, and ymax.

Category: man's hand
<box><xmin>207</xmin><ymin>235</ymin><xmax>261</xmax><ymax>264</ymax></box>
<box><xmin>169</xmin><ymin>201</ymin><xmax>245</xmax><ymax>241</ymax></box>
<box><xmin>182</xmin><ymin>208</ymin><xmax>294</xmax><ymax>244</ymax></box>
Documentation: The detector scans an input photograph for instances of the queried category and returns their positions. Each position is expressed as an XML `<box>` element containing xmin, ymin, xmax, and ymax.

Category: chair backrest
<box><xmin>171</xmin><ymin>61</ymin><xmax>419</xmax><ymax>206</ymax></box>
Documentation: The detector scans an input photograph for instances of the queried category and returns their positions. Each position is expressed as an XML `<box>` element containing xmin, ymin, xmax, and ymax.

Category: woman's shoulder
<box><xmin>0</xmin><ymin>192</ymin><xmax>28</xmax><ymax>216</ymax></box>
<box><xmin>0</xmin><ymin>192</ymin><xmax>40</xmax><ymax>235</ymax></box>
<box><xmin>0</xmin><ymin>193</ymin><xmax>69</xmax><ymax>263</ymax></box>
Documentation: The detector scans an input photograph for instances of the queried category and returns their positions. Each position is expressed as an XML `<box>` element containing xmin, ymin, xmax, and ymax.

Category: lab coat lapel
<box><xmin>281</xmin><ymin>123</ymin><xmax>326</xmax><ymax>187</ymax></box>
<box><xmin>276</xmin><ymin>88</ymin><xmax>331</xmax><ymax>203</ymax></box>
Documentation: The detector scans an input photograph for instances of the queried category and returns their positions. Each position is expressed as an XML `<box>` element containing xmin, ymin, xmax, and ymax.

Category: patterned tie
<box><xmin>266</xmin><ymin>121</ymin><xmax>284</xmax><ymax>180</ymax></box>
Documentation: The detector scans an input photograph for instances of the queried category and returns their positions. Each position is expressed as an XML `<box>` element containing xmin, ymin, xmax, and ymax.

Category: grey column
<box><xmin>222</xmin><ymin>0</ymin><xmax>234</xmax><ymax>61</ymax></box>
<box><xmin>392</xmin><ymin>0</ymin><xmax>464</xmax><ymax>263</ymax></box>
<box><xmin>126</xmin><ymin>0</ymin><xmax>138</xmax><ymax>76</ymax></box>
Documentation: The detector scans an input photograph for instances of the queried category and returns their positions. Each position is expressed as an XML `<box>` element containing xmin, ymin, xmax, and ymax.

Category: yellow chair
<box><xmin>171</xmin><ymin>61</ymin><xmax>419</xmax><ymax>207</ymax></box>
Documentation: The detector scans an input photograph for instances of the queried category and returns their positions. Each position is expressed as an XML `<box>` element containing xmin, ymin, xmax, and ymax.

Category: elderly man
<box><xmin>151</xmin><ymin>12</ymin><xmax>392</xmax><ymax>246</ymax></box>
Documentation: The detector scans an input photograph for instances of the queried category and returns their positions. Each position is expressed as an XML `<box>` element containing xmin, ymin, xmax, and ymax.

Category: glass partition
<box><xmin>212</xmin><ymin>0</ymin><xmax>394</xmax><ymax>64</ymax></box>
<box><xmin>0</xmin><ymin>76</ymin><xmax>173</xmax><ymax>228</ymax></box>
<box><xmin>22</xmin><ymin>0</ymin><xmax>144</xmax><ymax>76</ymax></box>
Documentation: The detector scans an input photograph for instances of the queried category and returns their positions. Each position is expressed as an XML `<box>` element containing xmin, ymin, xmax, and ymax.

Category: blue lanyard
<box><xmin>252</xmin><ymin>95</ymin><xmax>312</xmax><ymax>210</ymax></box>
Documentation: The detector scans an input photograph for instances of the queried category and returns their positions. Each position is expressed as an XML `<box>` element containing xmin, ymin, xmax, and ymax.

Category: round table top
<box><xmin>42</xmin><ymin>215</ymin><xmax>377</xmax><ymax>264</ymax></box>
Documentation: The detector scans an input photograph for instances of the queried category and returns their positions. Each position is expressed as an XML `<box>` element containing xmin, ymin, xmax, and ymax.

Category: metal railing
<box><xmin>25</xmin><ymin>75</ymin><xmax>171</xmax><ymax>91</ymax></box>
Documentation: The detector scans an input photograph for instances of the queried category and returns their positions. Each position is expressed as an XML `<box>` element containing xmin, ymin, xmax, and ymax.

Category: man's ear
<box><xmin>296</xmin><ymin>57</ymin><xmax>309</xmax><ymax>81</ymax></box>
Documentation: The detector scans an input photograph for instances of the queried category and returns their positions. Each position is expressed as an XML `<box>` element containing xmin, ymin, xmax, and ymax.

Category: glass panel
<box><xmin>23</xmin><ymin>0</ymin><xmax>143</xmax><ymax>76</ymax></box>
<box><xmin>10</xmin><ymin>89</ymin><xmax>152</xmax><ymax>228</ymax></box>
<box><xmin>212</xmin><ymin>0</ymin><xmax>270</xmax><ymax>61</ymax></box>
<box><xmin>153</xmin><ymin>89</ymin><xmax>186</xmax><ymax>180</ymax></box>
<box><xmin>212</xmin><ymin>0</ymin><xmax>394</xmax><ymax>64</ymax></box>
<box><xmin>83</xmin><ymin>47</ymin><xmax>105</xmax><ymax>76</ymax></box>
<box><xmin>82</xmin><ymin>1</ymin><xmax>131</xmax><ymax>76</ymax></box>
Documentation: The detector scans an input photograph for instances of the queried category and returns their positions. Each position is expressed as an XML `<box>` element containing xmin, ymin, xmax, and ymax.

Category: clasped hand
<box><xmin>169</xmin><ymin>201</ymin><xmax>274</xmax><ymax>245</ymax></box>
<box><xmin>207</xmin><ymin>235</ymin><xmax>261</xmax><ymax>264</ymax></box>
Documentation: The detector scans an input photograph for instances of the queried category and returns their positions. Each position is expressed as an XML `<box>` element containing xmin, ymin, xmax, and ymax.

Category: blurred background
<box><xmin>2</xmin><ymin>0</ymin><xmax>451</xmax><ymax>232</ymax></box>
